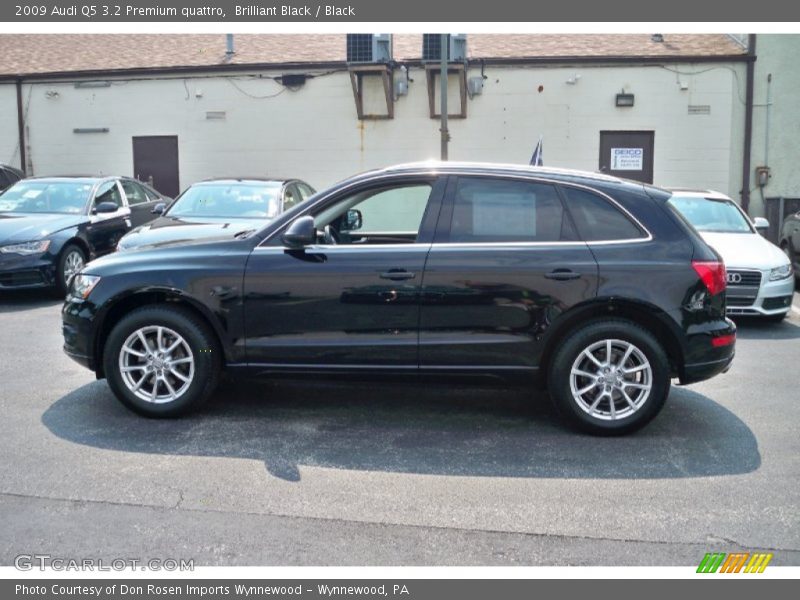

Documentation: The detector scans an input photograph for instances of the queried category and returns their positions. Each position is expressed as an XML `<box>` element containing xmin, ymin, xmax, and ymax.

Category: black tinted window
<box><xmin>121</xmin><ymin>180</ymin><xmax>148</xmax><ymax>205</ymax></box>
<box><xmin>0</xmin><ymin>170</ymin><xmax>10</xmax><ymax>188</ymax></box>
<box><xmin>562</xmin><ymin>187</ymin><xmax>645</xmax><ymax>241</ymax></box>
<box><xmin>449</xmin><ymin>178</ymin><xmax>567</xmax><ymax>243</ymax></box>
<box><xmin>94</xmin><ymin>181</ymin><xmax>123</xmax><ymax>209</ymax></box>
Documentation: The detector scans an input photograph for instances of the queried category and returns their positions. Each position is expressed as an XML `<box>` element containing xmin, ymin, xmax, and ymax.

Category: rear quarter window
<box><xmin>562</xmin><ymin>186</ymin><xmax>646</xmax><ymax>241</ymax></box>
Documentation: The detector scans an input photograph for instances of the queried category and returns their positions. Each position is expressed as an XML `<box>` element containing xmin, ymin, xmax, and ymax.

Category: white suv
<box><xmin>668</xmin><ymin>189</ymin><xmax>794</xmax><ymax>322</ymax></box>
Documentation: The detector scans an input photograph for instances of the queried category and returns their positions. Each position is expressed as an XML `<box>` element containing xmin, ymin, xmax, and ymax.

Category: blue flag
<box><xmin>529</xmin><ymin>136</ymin><xmax>543</xmax><ymax>166</ymax></box>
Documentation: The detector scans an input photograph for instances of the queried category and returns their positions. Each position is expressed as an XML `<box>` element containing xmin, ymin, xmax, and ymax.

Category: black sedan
<box><xmin>116</xmin><ymin>178</ymin><xmax>316</xmax><ymax>251</ymax></box>
<box><xmin>779</xmin><ymin>208</ymin><xmax>800</xmax><ymax>283</ymax></box>
<box><xmin>0</xmin><ymin>176</ymin><xmax>168</xmax><ymax>292</ymax></box>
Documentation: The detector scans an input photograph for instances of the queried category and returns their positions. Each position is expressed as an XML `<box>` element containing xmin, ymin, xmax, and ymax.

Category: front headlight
<box><xmin>769</xmin><ymin>264</ymin><xmax>793</xmax><ymax>281</ymax></box>
<box><xmin>0</xmin><ymin>240</ymin><xmax>51</xmax><ymax>255</ymax></box>
<box><xmin>69</xmin><ymin>274</ymin><xmax>101</xmax><ymax>299</ymax></box>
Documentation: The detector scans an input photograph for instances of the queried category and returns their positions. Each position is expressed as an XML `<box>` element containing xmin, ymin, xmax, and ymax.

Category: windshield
<box><xmin>167</xmin><ymin>183</ymin><xmax>283</xmax><ymax>219</ymax></box>
<box><xmin>668</xmin><ymin>196</ymin><xmax>753</xmax><ymax>234</ymax></box>
<box><xmin>0</xmin><ymin>181</ymin><xmax>92</xmax><ymax>214</ymax></box>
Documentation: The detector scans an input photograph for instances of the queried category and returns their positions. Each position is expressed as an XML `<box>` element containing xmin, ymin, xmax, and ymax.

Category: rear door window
<box><xmin>561</xmin><ymin>186</ymin><xmax>646</xmax><ymax>241</ymax></box>
<box><xmin>447</xmin><ymin>177</ymin><xmax>572</xmax><ymax>243</ymax></box>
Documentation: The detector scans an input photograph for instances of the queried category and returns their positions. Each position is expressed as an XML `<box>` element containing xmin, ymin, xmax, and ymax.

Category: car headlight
<box><xmin>769</xmin><ymin>264</ymin><xmax>793</xmax><ymax>281</ymax></box>
<box><xmin>69</xmin><ymin>274</ymin><xmax>101</xmax><ymax>299</ymax></box>
<box><xmin>0</xmin><ymin>240</ymin><xmax>51</xmax><ymax>255</ymax></box>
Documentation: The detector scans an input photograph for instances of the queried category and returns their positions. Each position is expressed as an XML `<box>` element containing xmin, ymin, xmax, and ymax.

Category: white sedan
<box><xmin>668</xmin><ymin>189</ymin><xmax>794</xmax><ymax>321</ymax></box>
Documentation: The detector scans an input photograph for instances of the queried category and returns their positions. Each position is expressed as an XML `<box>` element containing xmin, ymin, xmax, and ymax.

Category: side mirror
<box><xmin>282</xmin><ymin>216</ymin><xmax>316</xmax><ymax>247</ymax></box>
<box><xmin>93</xmin><ymin>201</ymin><xmax>119</xmax><ymax>214</ymax></box>
<box><xmin>151</xmin><ymin>202</ymin><xmax>167</xmax><ymax>215</ymax></box>
<box><xmin>342</xmin><ymin>208</ymin><xmax>363</xmax><ymax>231</ymax></box>
<box><xmin>753</xmin><ymin>217</ymin><xmax>769</xmax><ymax>233</ymax></box>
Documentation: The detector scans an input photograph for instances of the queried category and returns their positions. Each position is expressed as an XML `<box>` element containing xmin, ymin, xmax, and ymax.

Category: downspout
<box><xmin>741</xmin><ymin>34</ymin><xmax>756</xmax><ymax>215</ymax></box>
<box><xmin>15</xmin><ymin>78</ymin><xmax>26</xmax><ymax>174</ymax></box>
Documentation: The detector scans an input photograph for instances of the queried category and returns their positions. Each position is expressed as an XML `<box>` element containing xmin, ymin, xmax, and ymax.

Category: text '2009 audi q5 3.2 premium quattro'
<box><xmin>62</xmin><ymin>163</ymin><xmax>736</xmax><ymax>435</ymax></box>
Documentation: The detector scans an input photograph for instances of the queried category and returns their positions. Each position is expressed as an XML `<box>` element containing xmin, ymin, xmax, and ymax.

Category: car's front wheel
<box><xmin>103</xmin><ymin>305</ymin><xmax>221</xmax><ymax>417</ymax></box>
<box><xmin>56</xmin><ymin>244</ymin><xmax>85</xmax><ymax>295</ymax></box>
<box><xmin>548</xmin><ymin>319</ymin><xmax>670</xmax><ymax>435</ymax></box>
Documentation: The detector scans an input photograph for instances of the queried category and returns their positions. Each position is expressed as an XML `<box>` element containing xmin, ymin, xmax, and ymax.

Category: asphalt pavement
<box><xmin>0</xmin><ymin>289</ymin><xmax>798</xmax><ymax>566</ymax></box>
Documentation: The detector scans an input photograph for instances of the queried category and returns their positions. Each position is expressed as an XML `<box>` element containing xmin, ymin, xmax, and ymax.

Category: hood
<box><xmin>0</xmin><ymin>212</ymin><xmax>84</xmax><ymax>245</ymax></box>
<box><xmin>699</xmin><ymin>231</ymin><xmax>790</xmax><ymax>270</ymax></box>
<box><xmin>117</xmin><ymin>215</ymin><xmax>265</xmax><ymax>251</ymax></box>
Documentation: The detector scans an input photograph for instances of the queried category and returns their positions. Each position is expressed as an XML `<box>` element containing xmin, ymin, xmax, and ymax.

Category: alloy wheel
<box><xmin>62</xmin><ymin>250</ymin><xmax>84</xmax><ymax>285</ymax></box>
<box><xmin>569</xmin><ymin>338</ymin><xmax>653</xmax><ymax>421</ymax></box>
<box><xmin>118</xmin><ymin>325</ymin><xmax>195</xmax><ymax>404</ymax></box>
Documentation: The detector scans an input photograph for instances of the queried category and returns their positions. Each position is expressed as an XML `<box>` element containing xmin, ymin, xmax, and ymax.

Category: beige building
<box><xmin>0</xmin><ymin>33</ymin><xmax>793</xmax><ymax>226</ymax></box>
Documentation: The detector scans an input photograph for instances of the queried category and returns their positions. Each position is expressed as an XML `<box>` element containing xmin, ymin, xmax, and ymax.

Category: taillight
<box><xmin>692</xmin><ymin>260</ymin><xmax>727</xmax><ymax>296</ymax></box>
<box><xmin>711</xmin><ymin>333</ymin><xmax>736</xmax><ymax>347</ymax></box>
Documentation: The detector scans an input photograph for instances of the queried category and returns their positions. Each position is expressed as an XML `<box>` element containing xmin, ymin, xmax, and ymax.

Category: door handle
<box><xmin>545</xmin><ymin>269</ymin><xmax>581</xmax><ymax>281</ymax></box>
<box><xmin>379</xmin><ymin>270</ymin><xmax>416</xmax><ymax>281</ymax></box>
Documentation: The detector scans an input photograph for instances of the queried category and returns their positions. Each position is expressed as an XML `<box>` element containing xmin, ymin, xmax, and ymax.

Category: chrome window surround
<box><xmin>257</xmin><ymin>171</ymin><xmax>654</xmax><ymax>250</ymax></box>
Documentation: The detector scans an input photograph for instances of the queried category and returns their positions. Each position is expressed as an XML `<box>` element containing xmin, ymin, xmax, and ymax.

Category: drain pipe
<box><xmin>741</xmin><ymin>34</ymin><xmax>756</xmax><ymax>215</ymax></box>
<box><xmin>15</xmin><ymin>78</ymin><xmax>26</xmax><ymax>174</ymax></box>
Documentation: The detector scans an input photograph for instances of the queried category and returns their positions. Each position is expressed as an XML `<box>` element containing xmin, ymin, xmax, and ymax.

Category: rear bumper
<box><xmin>680</xmin><ymin>353</ymin><xmax>734</xmax><ymax>385</ymax></box>
<box><xmin>679</xmin><ymin>317</ymin><xmax>736</xmax><ymax>385</ymax></box>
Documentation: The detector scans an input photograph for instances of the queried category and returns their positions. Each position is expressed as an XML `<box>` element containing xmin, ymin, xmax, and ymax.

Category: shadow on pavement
<box><xmin>0</xmin><ymin>289</ymin><xmax>62</xmax><ymax>313</ymax></box>
<box><xmin>731</xmin><ymin>315</ymin><xmax>800</xmax><ymax>340</ymax></box>
<box><xmin>42</xmin><ymin>377</ymin><xmax>761</xmax><ymax>482</ymax></box>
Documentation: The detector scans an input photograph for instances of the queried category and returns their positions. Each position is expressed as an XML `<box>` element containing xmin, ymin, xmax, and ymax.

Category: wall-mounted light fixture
<box><xmin>74</xmin><ymin>81</ymin><xmax>111</xmax><ymax>89</ymax></box>
<box><xmin>615</xmin><ymin>93</ymin><xmax>635</xmax><ymax>107</ymax></box>
<box><xmin>73</xmin><ymin>128</ymin><xmax>109</xmax><ymax>134</ymax></box>
<box><xmin>566</xmin><ymin>73</ymin><xmax>581</xmax><ymax>85</ymax></box>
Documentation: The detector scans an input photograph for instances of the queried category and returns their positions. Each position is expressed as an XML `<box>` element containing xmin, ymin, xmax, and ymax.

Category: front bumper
<box><xmin>726</xmin><ymin>267</ymin><xmax>794</xmax><ymax>317</ymax></box>
<box><xmin>62</xmin><ymin>294</ymin><xmax>98</xmax><ymax>372</ymax></box>
<box><xmin>0</xmin><ymin>253</ymin><xmax>57</xmax><ymax>289</ymax></box>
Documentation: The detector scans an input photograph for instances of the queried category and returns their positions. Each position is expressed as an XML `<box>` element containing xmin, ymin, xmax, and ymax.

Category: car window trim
<box><xmin>432</xmin><ymin>173</ymin><xmax>652</xmax><ymax>246</ymax></box>
<box><xmin>258</xmin><ymin>174</ymin><xmax>448</xmax><ymax>249</ymax></box>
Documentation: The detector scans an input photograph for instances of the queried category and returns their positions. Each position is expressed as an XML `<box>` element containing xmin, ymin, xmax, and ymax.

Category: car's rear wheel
<box><xmin>548</xmin><ymin>319</ymin><xmax>670</xmax><ymax>435</ymax></box>
<box><xmin>103</xmin><ymin>305</ymin><xmax>221</xmax><ymax>417</ymax></box>
<box><xmin>56</xmin><ymin>244</ymin><xmax>85</xmax><ymax>295</ymax></box>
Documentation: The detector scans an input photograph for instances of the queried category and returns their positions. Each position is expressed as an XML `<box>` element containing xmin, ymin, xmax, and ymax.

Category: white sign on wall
<box><xmin>610</xmin><ymin>147</ymin><xmax>644</xmax><ymax>171</ymax></box>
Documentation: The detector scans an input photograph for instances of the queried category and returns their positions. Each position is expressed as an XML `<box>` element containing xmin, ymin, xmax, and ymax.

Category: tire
<box><xmin>547</xmin><ymin>319</ymin><xmax>670</xmax><ymax>436</ymax></box>
<box><xmin>56</xmin><ymin>244</ymin><xmax>86</xmax><ymax>295</ymax></box>
<box><xmin>103</xmin><ymin>305</ymin><xmax>221</xmax><ymax>417</ymax></box>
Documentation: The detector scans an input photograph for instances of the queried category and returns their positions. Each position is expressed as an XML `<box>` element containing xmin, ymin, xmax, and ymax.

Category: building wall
<box><xmin>0</xmin><ymin>83</ymin><xmax>21</xmax><ymax>169</ymax></box>
<box><xmin>749</xmin><ymin>34</ymin><xmax>800</xmax><ymax>217</ymax></box>
<box><xmin>7</xmin><ymin>62</ymin><xmax>744</xmax><ymax>196</ymax></box>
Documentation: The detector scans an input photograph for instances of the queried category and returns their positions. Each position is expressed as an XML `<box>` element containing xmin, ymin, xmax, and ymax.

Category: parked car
<box><xmin>668</xmin><ymin>189</ymin><xmax>794</xmax><ymax>321</ymax></box>
<box><xmin>778</xmin><ymin>208</ymin><xmax>800</xmax><ymax>284</ymax></box>
<box><xmin>62</xmin><ymin>162</ymin><xmax>736</xmax><ymax>435</ymax></box>
<box><xmin>0</xmin><ymin>176</ymin><xmax>168</xmax><ymax>293</ymax></box>
<box><xmin>116</xmin><ymin>178</ymin><xmax>316</xmax><ymax>251</ymax></box>
<box><xmin>0</xmin><ymin>163</ymin><xmax>24</xmax><ymax>192</ymax></box>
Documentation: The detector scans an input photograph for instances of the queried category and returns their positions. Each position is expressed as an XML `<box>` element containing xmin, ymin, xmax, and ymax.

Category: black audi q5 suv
<box><xmin>62</xmin><ymin>162</ymin><xmax>735</xmax><ymax>435</ymax></box>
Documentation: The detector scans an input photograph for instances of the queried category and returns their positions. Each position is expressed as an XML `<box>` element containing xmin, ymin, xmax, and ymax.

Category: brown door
<box><xmin>132</xmin><ymin>135</ymin><xmax>180</xmax><ymax>198</ymax></box>
<box><xmin>599</xmin><ymin>131</ymin><xmax>655</xmax><ymax>184</ymax></box>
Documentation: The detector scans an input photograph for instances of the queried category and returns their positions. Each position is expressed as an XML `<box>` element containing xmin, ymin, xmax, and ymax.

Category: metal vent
<box><xmin>422</xmin><ymin>34</ymin><xmax>467</xmax><ymax>62</ymax></box>
<box><xmin>205</xmin><ymin>111</ymin><xmax>226</xmax><ymax>120</ymax></box>
<box><xmin>346</xmin><ymin>34</ymin><xmax>392</xmax><ymax>63</ymax></box>
<box><xmin>688</xmin><ymin>105</ymin><xmax>711</xmax><ymax>115</ymax></box>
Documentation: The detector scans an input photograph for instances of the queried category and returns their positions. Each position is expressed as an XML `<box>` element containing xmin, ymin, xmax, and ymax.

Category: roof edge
<box><xmin>0</xmin><ymin>53</ymin><xmax>753</xmax><ymax>83</ymax></box>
